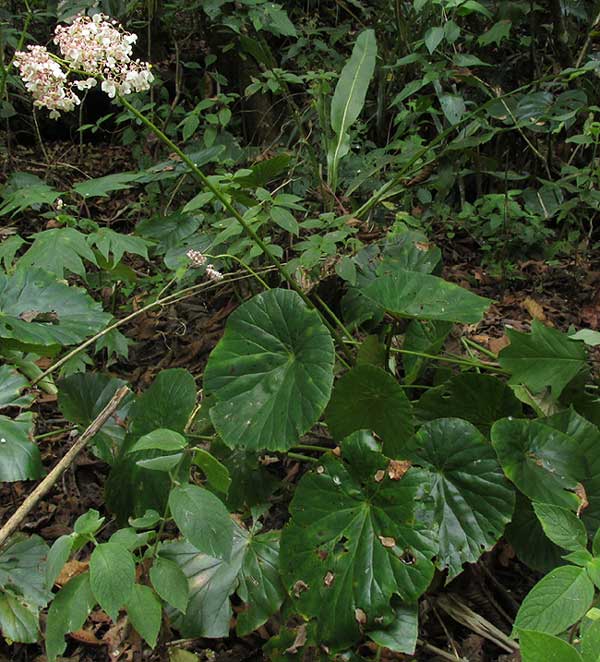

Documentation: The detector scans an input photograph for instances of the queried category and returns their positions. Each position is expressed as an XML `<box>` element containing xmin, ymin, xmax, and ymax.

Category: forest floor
<box><xmin>1</xmin><ymin>140</ymin><xmax>599</xmax><ymax>662</ymax></box>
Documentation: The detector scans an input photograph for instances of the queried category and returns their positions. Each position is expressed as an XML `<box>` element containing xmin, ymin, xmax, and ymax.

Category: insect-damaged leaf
<box><xmin>280</xmin><ymin>431</ymin><xmax>437</xmax><ymax>650</ymax></box>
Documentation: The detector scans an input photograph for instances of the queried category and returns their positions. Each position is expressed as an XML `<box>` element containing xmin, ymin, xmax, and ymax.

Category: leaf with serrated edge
<box><xmin>499</xmin><ymin>320</ymin><xmax>587</xmax><ymax>398</ymax></box>
<box><xmin>408</xmin><ymin>418</ymin><xmax>514</xmax><ymax>581</ymax></box>
<box><xmin>204</xmin><ymin>289</ymin><xmax>334</xmax><ymax>452</ymax></box>
<box><xmin>89</xmin><ymin>543</ymin><xmax>135</xmax><ymax>621</ymax></box>
<box><xmin>45</xmin><ymin>573</ymin><xmax>96</xmax><ymax>662</ymax></box>
<box><xmin>280</xmin><ymin>431</ymin><xmax>437</xmax><ymax>650</ymax></box>
<box><xmin>363</xmin><ymin>271</ymin><xmax>491</xmax><ymax>324</ymax></box>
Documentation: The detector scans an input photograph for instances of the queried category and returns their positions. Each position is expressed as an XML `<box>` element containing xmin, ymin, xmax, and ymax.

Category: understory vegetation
<box><xmin>1</xmin><ymin>0</ymin><xmax>600</xmax><ymax>660</ymax></box>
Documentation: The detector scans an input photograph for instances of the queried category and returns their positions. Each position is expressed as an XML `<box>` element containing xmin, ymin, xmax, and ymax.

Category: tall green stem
<box><xmin>117</xmin><ymin>94</ymin><xmax>352</xmax><ymax>358</ymax></box>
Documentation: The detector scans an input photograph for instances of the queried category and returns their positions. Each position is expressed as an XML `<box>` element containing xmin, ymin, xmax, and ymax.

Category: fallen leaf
<box><xmin>522</xmin><ymin>297</ymin><xmax>546</xmax><ymax>321</ymax></box>
<box><xmin>576</xmin><ymin>483</ymin><xmax>589</xmax><ymax>517</ymax></box>
<box><xmin>56</xmin><ymin>559</ymin><xmax>89</xmax><ymax>587</ymax></box>
<box><xmin>489</xmin><ymin>336</ymin><xmax>510</xmax><ymax>355</ymax></box>
<box><xmin>70</xmin><ymin>628</ymin><xmax>103</xmax><ymax>645</ymax></box>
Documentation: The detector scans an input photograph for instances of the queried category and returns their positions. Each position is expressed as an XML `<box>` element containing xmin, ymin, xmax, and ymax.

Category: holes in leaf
<box><xmin>400</xmin><ymin>548</ymin><xmax>416</xmax><ymax>565</ymax></box>
<box><xmin>333</xmin><ymin>536</ymin><xmax>349</xmax><ymax>555</ymax></box>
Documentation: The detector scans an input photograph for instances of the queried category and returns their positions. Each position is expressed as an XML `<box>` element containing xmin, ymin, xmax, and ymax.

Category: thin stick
<box><xmin>0</xmin><ymin>386</ymin><xmax>130</xmax><ymax>548</ymax></box>
<box><xmin>416</xmin><ymin>639</ymin><xmax>466</xmax><ymax>662</ymax></box>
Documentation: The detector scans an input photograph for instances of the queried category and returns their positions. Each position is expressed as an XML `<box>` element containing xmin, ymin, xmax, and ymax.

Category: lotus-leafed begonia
<box><xmin>13</xmin><ymin>13</ymin><xmax>153</xmax><ymax>118</ymax></box>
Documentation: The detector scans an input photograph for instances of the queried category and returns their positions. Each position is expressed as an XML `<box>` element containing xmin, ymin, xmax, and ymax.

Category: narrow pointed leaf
<box><xmin>169</xmin><ymin>484</ymin><xmax>233</xmax><ymax>561</ymax></box>
<box><xmin>328</xmin><ymin>29</ymin><xmax>377</xmax><ymax>188</ymax></box>
<box><xmin>330</xmin><ymin>29</ymin><xmax>377</xmax><ymax>137</ymax></box>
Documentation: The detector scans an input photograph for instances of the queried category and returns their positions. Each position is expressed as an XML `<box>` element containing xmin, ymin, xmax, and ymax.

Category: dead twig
<box><xmin>0</xmin><ymin>385</ymin><xmax>130</xmax><ymax>548</ymax></box>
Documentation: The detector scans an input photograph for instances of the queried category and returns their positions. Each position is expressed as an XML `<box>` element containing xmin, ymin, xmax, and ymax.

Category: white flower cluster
<box><xmin>186</xmin><ymin>249</ymin><xmax>224</xmax><ymax>281</ymax></box>
<box><xmin>54</xmin><ymin>14</ymin><xmax>153</xmax><ymax>98</ymax></box>
<box><xmin>13</xmin><ymin>13</ymin><xmax>153</xmax><ymax>118</ymax></box>
<box><xmin>14</xmin><ymin>45</ymin><xmax>80</xmax><ymax>119</ymax></box>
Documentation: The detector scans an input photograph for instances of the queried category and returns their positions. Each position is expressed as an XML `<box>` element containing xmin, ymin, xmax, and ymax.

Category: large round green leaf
<box><xmin>416</xmin><ymin>374</ymin><xmax>522</xmax><ymax>435</ymax></box>
<box><xmin>0</xmin><ymin>364</ymin><xmax>31</xmax><ymax>409</ymax></box>
<box><xmin>362</xmin><ymin>271</ymin><xmax>491</xmax><ymax>323</ymax></box>
<box><xmin>0</xmin><ymin>412</ymin><xmax>42</xmax><ymax>482</ymax></box>
<box><xmin>408</xmin><ymin>418</ymin><xmax>514</xmax><ymax>580</ymax></box>
<box><xmin>324</xmin><ymin>364</ymin><xmax>414</xmax><ymax>456</ymax></box>
<box><xmin>341</xmin><ymin>231</ymin><xmax>442</xmax><ymax>329</ymax></box>
<box><xmin>0</xmin><ymin>269</ymin><xmax>111</xmax><ymax>348</ymax></box>
<box><xmin>491</xmin><ymin>418</ymin><xmax>583</xmax><ymax>509</ymax></box>
<box><xmin>542</xmin><ymin>409</ymin><xmax>600</xmax><ymax>534</ymax></box>
<box><xmin>280</xmin><ymin>431</ymin><xmax>437</xmax><ymax>650</ymax></box>
<box><xmin>0</xmin><ymin>534</ymin><xmax>52</xmax><ymax>645</ymax></box>
<box><xmin>204</xmin><ymin>289</ymin><xmax>334</xmax><ymax>451</ymax></box>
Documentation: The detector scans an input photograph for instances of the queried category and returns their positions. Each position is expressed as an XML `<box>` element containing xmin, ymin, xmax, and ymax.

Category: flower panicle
<box><xmin>13</xmin><ymin>13</ymin><xmax>153</xmax><ymax>118</ymax></box>
<box><xmin>186</xmin><ymin>249</ymin><xmax>224</xmax><ymax>282</ymax></box>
